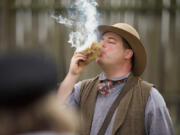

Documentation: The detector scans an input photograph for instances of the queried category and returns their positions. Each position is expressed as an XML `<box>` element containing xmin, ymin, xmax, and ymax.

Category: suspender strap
<box><xmin>97</xmin><ymin>74</ymin><xmax>138</xmax><ymax>135</ymax></box>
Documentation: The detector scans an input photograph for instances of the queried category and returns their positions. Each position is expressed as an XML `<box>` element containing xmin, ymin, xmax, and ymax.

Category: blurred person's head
<box><xmin>0</xmin><ymin>51</ymin><xmax>78</xmax><ymax>135</ymax></box>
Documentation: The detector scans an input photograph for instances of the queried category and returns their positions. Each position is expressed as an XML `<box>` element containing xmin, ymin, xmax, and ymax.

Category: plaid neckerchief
<box><xmin>97</xmin><ymin>78</ymin><xmax>128</xmax><ymax>95</ymax></box>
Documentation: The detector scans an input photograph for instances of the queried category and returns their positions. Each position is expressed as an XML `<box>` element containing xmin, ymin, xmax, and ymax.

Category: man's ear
<box><xmin>125</xmin><ymin>49</ymin><xmax>133</xmax><ymax>59</ymax></box>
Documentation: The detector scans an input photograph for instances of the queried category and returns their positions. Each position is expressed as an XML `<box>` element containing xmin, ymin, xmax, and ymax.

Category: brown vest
<box><xmin>79</xmin><ymin>74</ymin><xmax>153</xmax><ymax>135</ymax></box>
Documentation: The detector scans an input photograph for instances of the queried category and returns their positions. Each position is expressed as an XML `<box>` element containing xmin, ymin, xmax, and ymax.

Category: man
<box><xmin>58</xmin><ymin>23</ymin><xmax>174</xmax><ymax>135</ymax></box>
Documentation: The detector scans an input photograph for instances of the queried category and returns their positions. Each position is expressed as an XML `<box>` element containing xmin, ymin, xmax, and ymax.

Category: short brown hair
<box><xmin>122</xmin><ymin>37</ymin><xmax>134</xmax><ymax>68</ymax></box>
<box><xmin>122</xmin><ymin>37</ymin><xmax>132</xmax><ymax>49</ymax></box>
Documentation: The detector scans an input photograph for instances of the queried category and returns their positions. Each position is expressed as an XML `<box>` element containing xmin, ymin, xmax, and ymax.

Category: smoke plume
<box><xmin>52</xmin><ymin>0</ymin><xmax>99</xmax><ymax>52</ymax></box>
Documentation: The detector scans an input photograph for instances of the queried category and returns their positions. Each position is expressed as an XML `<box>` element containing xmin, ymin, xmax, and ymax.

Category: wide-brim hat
<box><xmin>98</xmin><ymin>23</ymin><xmax>146</xmax><ymax>76</ymax></box>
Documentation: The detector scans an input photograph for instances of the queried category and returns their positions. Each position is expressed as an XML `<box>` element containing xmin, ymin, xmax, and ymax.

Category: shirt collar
<box><xmin>99</xmin><ymin>72</ymin><xmax>131</xmax><ymax>81</ymax></box>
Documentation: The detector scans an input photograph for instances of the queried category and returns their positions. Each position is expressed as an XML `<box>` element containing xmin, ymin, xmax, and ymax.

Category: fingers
<box><xmin>69</xmin><ymin>52</ymin><xmax>88</xmax><ymax>75</ymax></box>
<box><xmin>74</xmin><ymin>52</ymin><xmax>87</xmax><ymax>57</ymax></box>
<box><xmin>73</xmin><ymin>52</ymin><xmax>87</xmax><ymax>63</ymax></box>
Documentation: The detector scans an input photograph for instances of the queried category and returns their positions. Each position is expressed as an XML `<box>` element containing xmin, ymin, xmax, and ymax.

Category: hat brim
<box><xmin>98</xmin><ymin>25</ymin><xmax>146</xmax><ymax>76</ymax></box>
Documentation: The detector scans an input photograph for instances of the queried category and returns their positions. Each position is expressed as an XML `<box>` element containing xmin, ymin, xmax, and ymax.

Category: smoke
<box><xmin>51</xmin><ymin>15</ymin><xmax>73</xmax><ymax>27</ymax></box>
<box><xmin>52</xmin><ymin>0</ymin><xmax>100</xmax><ymax>52</ymax></box>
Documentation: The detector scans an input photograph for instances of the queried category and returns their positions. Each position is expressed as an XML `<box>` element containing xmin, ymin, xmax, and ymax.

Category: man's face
<box><xmin>96</xmin><ymin>32</ymin><xmax>130</xmax><ymax>66</ymax></box>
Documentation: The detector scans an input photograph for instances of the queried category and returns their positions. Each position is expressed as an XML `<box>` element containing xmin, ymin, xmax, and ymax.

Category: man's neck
<box><xmin>101</xmin><ymin>63</ymin><xmax>131</xmax><ymax>79</ymax></box>
<box><xmin>104</xmin><ymin>70</ymin><xmax>130</xmax><ymax>79</ymax></box>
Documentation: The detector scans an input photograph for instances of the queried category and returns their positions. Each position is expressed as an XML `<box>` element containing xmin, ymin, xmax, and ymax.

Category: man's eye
<box><xmin>108</xmin><ymin>41</ymin><xmax>115</xmax><ymax>44</ymax></box>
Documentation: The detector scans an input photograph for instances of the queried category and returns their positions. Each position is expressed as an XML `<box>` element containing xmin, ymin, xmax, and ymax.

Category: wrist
<box><xmin>67</xmin><ymin>72</ymin><xmax>80</xmax><ymax>81</ymax></box>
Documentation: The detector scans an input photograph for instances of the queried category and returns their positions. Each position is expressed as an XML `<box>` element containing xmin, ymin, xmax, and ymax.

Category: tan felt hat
<box><xmin>98</xmin><ymin>23</ymin><xmax>147</xmax><ymax>76</ymax></box>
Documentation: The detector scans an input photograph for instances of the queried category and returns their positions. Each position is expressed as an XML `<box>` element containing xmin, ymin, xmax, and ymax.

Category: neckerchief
<box><xmin>97</xmin><ymin>78</ymin><xmax>127</xmax><ymax>95</ymax></box>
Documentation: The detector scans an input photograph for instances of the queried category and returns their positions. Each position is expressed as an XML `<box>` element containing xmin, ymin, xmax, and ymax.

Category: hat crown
<box><xmin>112</xmin><ymin>23</ymin><xmax>140</xmax><ymax>39</ymax></box>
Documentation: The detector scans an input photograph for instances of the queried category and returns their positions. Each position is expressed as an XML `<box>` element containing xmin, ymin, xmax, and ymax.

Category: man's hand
<box><xmin>68</xmin><ymin>52</ymin><xmax>88</xmax><ymax>76</ymax></box>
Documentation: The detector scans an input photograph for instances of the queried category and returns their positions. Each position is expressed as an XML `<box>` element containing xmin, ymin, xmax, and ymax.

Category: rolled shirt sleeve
<box><xmin>66</xmin><ymin>81</ymin><xmax>82</xmax><ymax>107</ymax></box>
<box><xmin>145</xmin><ymin>87</ymin><xmax>174</xmax><ymax>135</ymax></box>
